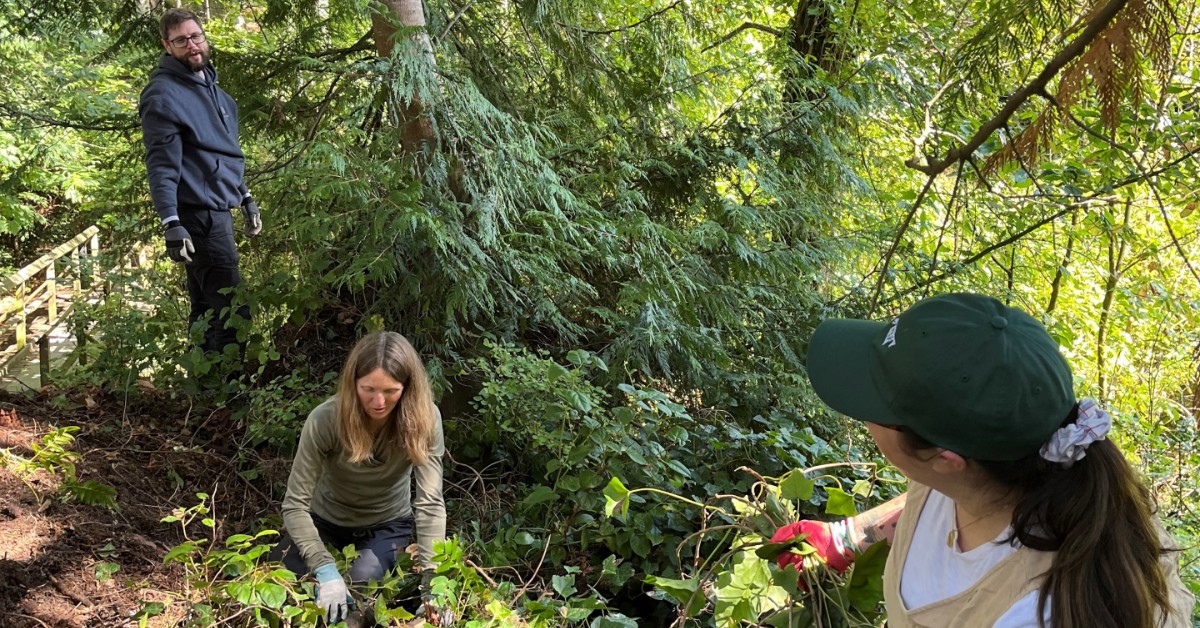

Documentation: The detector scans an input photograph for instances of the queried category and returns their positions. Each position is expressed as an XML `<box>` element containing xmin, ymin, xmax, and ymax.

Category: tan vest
<box><xmin>883</xmin><ymin>483</ymin><xmax>1196</xmax><ymax>628</ymax></box>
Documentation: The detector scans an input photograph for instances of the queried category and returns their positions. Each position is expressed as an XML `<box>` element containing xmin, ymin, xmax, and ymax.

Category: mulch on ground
<box><xmin>0</xmin><ymin>387</ymin><xmax>284</xmax><ymax>627</ymax></box>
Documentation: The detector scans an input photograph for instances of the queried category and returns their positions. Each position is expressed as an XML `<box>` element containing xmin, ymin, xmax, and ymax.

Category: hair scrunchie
<box><xmin>1039</xmin><ymin>398</ymin><xmax>1111</xmax><ymax>467</ymax></box>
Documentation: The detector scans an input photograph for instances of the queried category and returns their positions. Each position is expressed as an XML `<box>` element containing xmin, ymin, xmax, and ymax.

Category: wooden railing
<box><xmin>0</xmin><ymin>226</ymin><xmax>100</xmax><ymax>386</ymax></box>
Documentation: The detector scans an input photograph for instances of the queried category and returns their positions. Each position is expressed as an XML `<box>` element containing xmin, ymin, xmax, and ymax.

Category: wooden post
<box><xmin>46</xmin><ymin>262</ymin><xmax>57</xmax><ymax>324</ymax></box>
<box><xmin>39</xmin><ymin>334</ymin><xmax>50</xmax><ymax>386</ymax></box>
<box><xmin>71</xmin><ymin>246</ymin><xmax>82</xmax><ymax>294</ymax></box>
<box><xmin>77</xmin><ymin>328</ymin><xmax>87</xmax><ymax>366</ymax></box>
<box><xmin>2</xmin><ymin>225</ymin><xmax>100</xmax><ymax>382</ymax></box>
<box><xmin>86</xmin><ymin>232</ymin><xmax>99</xmax><ymax>290</ymax></box>
<box><xmin>15</xmin><ymin>281</ymin><xmax>26</xmax><ymax>351</ymax></box>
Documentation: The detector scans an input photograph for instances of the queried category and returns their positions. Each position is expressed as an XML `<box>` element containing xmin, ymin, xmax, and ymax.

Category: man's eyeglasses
<box><xmin>167</xmin><ymin>34</ymin><xmax>206</xmax><ymax>48</ymax></box>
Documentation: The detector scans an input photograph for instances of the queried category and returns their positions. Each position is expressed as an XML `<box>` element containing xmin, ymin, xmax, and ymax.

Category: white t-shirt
<box><xmin>900</xmin><ymin>488</ymin><xmax>1052</xmax><ymax>627</ymax></box>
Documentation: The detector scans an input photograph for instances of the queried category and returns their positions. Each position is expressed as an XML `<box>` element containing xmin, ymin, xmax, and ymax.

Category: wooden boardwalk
<box><xmin>1</xmin><ymin>227</ymin><xmax>103</xmax><ymax>393</ymax></box>
<box><xmin>0</xmin><ymin>319</ymin><xmax>80</xmax><ymax>392</ymax></box>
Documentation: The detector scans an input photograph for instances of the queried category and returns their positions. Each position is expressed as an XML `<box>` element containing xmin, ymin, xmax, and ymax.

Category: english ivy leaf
<box><xmin>755</xmin><ymin>541</ymin><xmax>792</xmax><ymax>561</ymax></box>
<box><xmin>666</xmin><ymin>459</ymin><xmax>692</xmax><ymax>477</ymax></box>
<box><xmin>601</xmin><ymin>554</ymin><xmax>634</xmax><ymax>588</ymax></box>
<box><xmin>132</xmin><ymin>602</ymin><xmax>164</xmax><ymax>620</ymax></box>
<box><xmin>521</xmin><ymin>485</ymin><xmax>558</xmax><ymax>508</ymax></box>
<box><xmin>779</xmin><ymin>472</ymin><xmax>814</xmax><ymax>501</ymax></box>
<box><xmin>629</xmin><ymin>534</ymin><xmax>651</xmax><ymax>557</ymax></box>
<box><xmin>825</xmin><ymin>487</ymin><xmax>857</xmax><ymax>517</ymax></box>
<box><xmin>552</xmin><ymin>574</ymin><xmax>577</xmax><ymax>598</ymax></box>
<box><xmin>770</xmin><ymin>562</ymin><xmax>804</xmax><ymax>598</ymax></box>
<box><xmin>590</xmin><ymin>614</ymin><xmax>638</xmax><ymax>628</ymax></box>
<box><xmin>847</xmin><ymin>541</ymin><xmax>890</xmax><ymax>613</ymax></box>
<box><xmin>94</xmin><ymin>561</ymin><xmax>120</xmax><ymax>582</ymax></box>
<box><xmin>603</xmin><ymin>477</ymin><xmax>631</xmax><ymax>519</ymax></box>
<box><xmin>852</xmin><ymin>479</ymin><xmax>872</xmax><ymax>498</ymax></box>
<box><xmin>256</xmin><ymin>582</ymin><xmax>288</xmax><ymax>609</ymax></box>
<box><xmin>646</xmin><ymin>575</ymin><xmax>706</xmax><ymax>616</ymax></box>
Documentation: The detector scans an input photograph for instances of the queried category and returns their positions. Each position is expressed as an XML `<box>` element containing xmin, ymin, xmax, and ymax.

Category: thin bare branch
<box><xmin>1052</xmin><ymin>95</ymin><xmax>1200</xmax><ymax>286</ymax></box>
<box><xmin>868</xmin><ymin>173</ymin><xmax>938</xmax><ymax>316</ymax></box>
<box><xmin>890</xmin><ymin>205</ymin><xmax>1079</xmax><ymax>303</ymax></box>
<box><xmin>437</xmin><ymin>0</ymin><xmax>481</xmax><ymax>41</ymax></box>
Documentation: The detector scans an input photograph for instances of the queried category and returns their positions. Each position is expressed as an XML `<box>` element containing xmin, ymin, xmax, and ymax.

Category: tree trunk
<box><xmin>782</xmin><ymin>0</ymin><xmax>843</xmax><ymax>103</ymax></box>
<box><xmin>370</xmin><ymin>0</ymin><xmax>437</xmax><ymax>157</ymax></box>
<box><xmin>1190</xmin><ymin>340</ymin><xmax>1200</xmax><ymax>429</ymax></box>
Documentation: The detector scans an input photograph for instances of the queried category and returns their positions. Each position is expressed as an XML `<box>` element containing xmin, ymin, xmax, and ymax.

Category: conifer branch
<box><xmin>438</xmin><ymin>0</ymin><xmax>481</xmax><ymax>40</ymax></box>
<box><xmin>905</xmin><ymin>0</ymin><xmax>1129</xmax><ymax>176</ymax></box>
<box><xmin>702</xmin><ymin>22</ymin><xmax>785</xmax><ymax>52</ymax></box>
<box><xmin>0</xmin><ymin>102</ymin><xmax>137</xmax><ymax>132</ymax></box>
<box><xmin>576</xmin><ymin>1</ymin><xmax>684</xmax><ymax>36</ymax></box>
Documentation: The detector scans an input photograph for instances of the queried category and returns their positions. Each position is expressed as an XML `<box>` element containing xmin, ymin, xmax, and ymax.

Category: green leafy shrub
<box><xmin>0</xmin><ymin>425</ymin><xmax>118</xmax><ymax>510</ymax></box>
<box><xmin>604</xmin><ymin>464</ymin><xmax>894</xmax><ymax>627</ymax></box>
<box><xmin>456</xmin><ymin>341</ymin><xmax>867</xmax><ymax>602</ymax></box>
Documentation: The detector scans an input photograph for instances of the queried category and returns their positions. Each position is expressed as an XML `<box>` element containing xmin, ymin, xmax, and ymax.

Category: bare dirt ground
<box><xmin>0</xmin><ymin>387</ymin><xmax>281</xmax><ymax>627</ymax></box>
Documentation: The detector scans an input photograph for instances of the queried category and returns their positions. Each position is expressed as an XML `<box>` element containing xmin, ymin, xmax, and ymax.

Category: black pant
<box><xmin>273</xmin><ymin>513</ymin><xmax>415</xmax><ymax>582</ymax></box>
<box><xmin>179</xmin><ymin>207</ymin><xmax>248</xmax><ymax>356</ymax></box>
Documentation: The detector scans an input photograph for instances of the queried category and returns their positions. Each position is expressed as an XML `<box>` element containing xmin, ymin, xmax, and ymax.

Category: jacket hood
<box><xmin>152</xmin><ymin>53</ymin><xmax>217</xmax><ymax>85</ymax></box>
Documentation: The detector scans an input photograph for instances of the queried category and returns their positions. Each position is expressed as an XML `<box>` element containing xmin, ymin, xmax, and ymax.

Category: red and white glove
<box><xmin>771</xmin><ymin>520</ymin><xmax>856</xmax><ymax>575</ymax></box>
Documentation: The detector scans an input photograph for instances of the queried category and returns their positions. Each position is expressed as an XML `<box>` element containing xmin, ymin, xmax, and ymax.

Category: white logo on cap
<box><xmin>882</xmin><ymin>317</ymin><xmax>899</xmax><ymax>348</ymax></box>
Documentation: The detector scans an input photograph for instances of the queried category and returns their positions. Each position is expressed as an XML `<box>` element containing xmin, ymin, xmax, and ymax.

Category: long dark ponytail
<box><xmin>902</xmin><ymin>404</ymin><xmax>1174</xmax><ymax>628</ymax></box>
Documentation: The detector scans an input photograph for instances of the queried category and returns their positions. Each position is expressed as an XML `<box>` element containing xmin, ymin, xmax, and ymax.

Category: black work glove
<box><xmin>241</xmin><ymin>196</ymin><xmax>262</xmax><ymax>236</ymax></box>
<box><xmin>164</xmin><ymin>220</ymin><xmax>194</xmax><ymax>264</ymax></box>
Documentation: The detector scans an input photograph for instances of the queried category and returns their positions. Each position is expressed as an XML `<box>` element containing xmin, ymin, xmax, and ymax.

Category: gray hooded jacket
<box><xmin>139</xmin><ymin>54</ymin><xmax>247</xmax><ymax>225</ymax></box>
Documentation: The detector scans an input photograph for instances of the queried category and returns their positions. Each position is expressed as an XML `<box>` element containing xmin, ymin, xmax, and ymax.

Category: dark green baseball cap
<box><xmin>805</xmin><ymin>293</ymin><xmax>1076</xmax><ymax>461</ymax></box>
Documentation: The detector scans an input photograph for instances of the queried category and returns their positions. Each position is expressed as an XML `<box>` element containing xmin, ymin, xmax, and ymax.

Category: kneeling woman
<box><xmin>276</xmin><ymin>331</ymin><xmax>446</xmax><ymax>624</ymax></box>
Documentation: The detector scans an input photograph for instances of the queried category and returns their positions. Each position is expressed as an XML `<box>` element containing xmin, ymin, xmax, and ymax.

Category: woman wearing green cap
<box><xmin>788</xmin><ymin>293</ymin><xmax>1193</xmax><ymax>627</ymax></box>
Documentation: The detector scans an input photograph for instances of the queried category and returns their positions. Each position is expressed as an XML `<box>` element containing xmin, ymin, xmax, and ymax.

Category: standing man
<box><xmin>139</xmin><ymin>9</ymin><xmax>261</xmax><ymax>360</ymax></box>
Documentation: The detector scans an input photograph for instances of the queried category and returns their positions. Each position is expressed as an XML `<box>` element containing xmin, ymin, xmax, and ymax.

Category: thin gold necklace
<box><xmin>947</xmin><ymin>505</ymin><xmax>1000</xmax><ymax>549</ymax></box>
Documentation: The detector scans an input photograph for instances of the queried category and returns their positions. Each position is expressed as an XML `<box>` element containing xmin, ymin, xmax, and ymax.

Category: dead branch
<box><xmin>905</xmin><ymin>0</ymin><xmax>1130</xmax><ymax>176</ymax></box>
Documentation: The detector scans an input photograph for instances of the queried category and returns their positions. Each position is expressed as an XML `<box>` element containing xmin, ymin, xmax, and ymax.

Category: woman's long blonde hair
<box><xmin>335</xmin><ymin>331</ymin><xmax>436</xmax><ymax>465</ymax></box>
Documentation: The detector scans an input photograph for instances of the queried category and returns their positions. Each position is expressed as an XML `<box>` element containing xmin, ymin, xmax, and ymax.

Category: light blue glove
<box><xmin>313</xmin><ymin>563</ymin><xmax>349</xmax><ymax>624</ymax></box>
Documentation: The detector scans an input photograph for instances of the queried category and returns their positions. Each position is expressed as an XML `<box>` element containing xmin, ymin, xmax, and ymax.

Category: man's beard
<box><xmin>176</xmin><ymin>48</ymin><xmax>209</xmax><ymax>73</ymax></box>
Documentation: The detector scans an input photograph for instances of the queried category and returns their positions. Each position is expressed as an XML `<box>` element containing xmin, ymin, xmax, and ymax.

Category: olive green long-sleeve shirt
<box><xmin>281</xmin><ymin>397</ymin><xmax>446</xmax><ymax>572</ymax></box>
